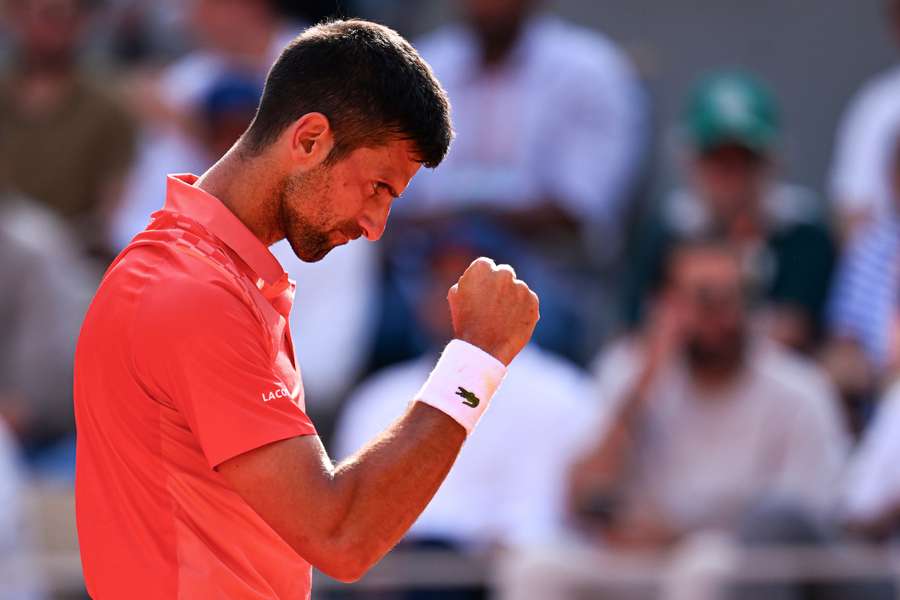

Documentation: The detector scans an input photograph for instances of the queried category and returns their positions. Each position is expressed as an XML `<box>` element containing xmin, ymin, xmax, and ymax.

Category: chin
<box><xmin>299</xmin><ymin>247</ymin><xmax>332</xmax><ymax>263</ymax></box>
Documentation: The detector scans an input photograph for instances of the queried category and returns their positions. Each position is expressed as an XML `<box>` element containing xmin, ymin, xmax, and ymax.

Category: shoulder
<box><xmin>847</xmin><ymin>66</ymin><xmax>900</xmax><ymax>112</ymax></box>
<box><xmin>839</xmin><ymin>66</ymin><xmax>900</xmax><ymax>132</ymax></box>
<box><xmin>754</xmin><ymin>343</ymin><xmax>836</xmax><ymax>408</ymax></box>
<box><xmin>124</xmin><ymin>232</ymin><xmax>265</xmax><ymax>342</ymax></box>
<box><xmin>530</xmin><ymin>16</ymin><xmax>638</xmax><ymax>83</ymax></box>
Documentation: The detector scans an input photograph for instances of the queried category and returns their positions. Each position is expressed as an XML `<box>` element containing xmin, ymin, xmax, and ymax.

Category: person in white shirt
<box><xmin>382</xmin><ymin>0</ymin><xmax>647</xmax><ymax>362</ymax></box>
<box><xmin>569</xmin><ymin>238</ymin><xmax>849</xmax><ymax>549</ymax></box>
<box><xmin>829</xmin><ymin>0</ymin><xmax>900</xmax><ymax>239</ymax></box>
<box><xmin>112</xmin><ymin>0</ymin><xmax>301</xmax><ymax>252</ymax></box>
<box><xmin>334</xmin><ymin>235</ymin><xmax>597</xmax><ymax>550</ymax></box>
<box><xmin>402</xmin><ymin>0</ymin><xmax>646</xmax><ymax>237</ymax></box>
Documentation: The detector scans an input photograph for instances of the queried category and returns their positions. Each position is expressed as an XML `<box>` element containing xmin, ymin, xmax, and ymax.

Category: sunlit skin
<box><xmin>196</xmin><ymin>112</ymin><xmax>421</xmax><ymax>263</ymax></box>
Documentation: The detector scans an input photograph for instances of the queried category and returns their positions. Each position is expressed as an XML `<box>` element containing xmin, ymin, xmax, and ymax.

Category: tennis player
<box><xmin>74</xmin><ymin>18</ymin><xmax>539</xmax><ymax>599</ymax></box>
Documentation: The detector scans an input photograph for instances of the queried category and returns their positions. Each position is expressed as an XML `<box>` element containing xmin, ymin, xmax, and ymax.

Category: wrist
<box><xmin>414</xmin><ymin>339</ymin><xmax>508</xmax><ymax>435</ymax></box>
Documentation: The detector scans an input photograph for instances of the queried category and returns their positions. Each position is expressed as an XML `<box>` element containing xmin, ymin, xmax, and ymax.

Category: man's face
<box><xmin>669</xmin><ymin>248</ymin><xmax>746</xmax><ymax>368</ymax></box>
<box><xmin>690</xmin><ymin>144</ymin><xmax>770</xmax><ymax>223</ymax></box>
<box><xmin>462</xmin><ymin>0</ymin><xmax>534</xmax><ymax>42</ymax></box>
<box><xmin>277</xmin><ymin>139</ymin><xmax>421</xmax><ymax>262</ymax></box>
<box><xmin>8</xmin><ymin>0</ymin><xmax>87</xmax><ymax>65</ymax></box>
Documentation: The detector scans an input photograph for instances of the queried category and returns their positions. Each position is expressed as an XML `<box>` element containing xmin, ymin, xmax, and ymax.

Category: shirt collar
<box><xmin>163</xmin><ymin>173</ymin><xmax>285</xmax><ymax>286</ymax></box>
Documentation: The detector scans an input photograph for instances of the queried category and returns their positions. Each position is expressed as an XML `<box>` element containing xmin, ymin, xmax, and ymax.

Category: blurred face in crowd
<box><xmin>275</xmin><ymin>134</ymin><xmax>421</xmax><ymax>262</ymax></box>
<box><xmin>189</xmin><ymin>0</ymin><xmax>274</xmax><ymax>55</ymax></box>
<box><xmin>690</xmin><ymin>143</ymin><xmax>771</xmax><ymax>225</ymax></box>
<box><xmin>667</xmin><ymin>246</ymin><xmax>747</xmax><ymax>373</ymax></box>
<box><xmin>462</xmin><ymin>0</ymin><xmax>537</xmax><ymax>61</ymax></box>
<box><xmin>6</xmin><ymin>0</ymin><xmax>89</xmax><ymax>68</ymax></box>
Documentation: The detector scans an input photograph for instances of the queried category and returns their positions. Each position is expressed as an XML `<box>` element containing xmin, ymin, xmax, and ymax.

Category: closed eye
<box><xmin>376</xmin><ymin>182</ymin><xmax>400</xmax><ymax>199</ymax></box>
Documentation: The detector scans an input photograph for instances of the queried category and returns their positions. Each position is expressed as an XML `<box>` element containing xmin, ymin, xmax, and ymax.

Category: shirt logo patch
<box><xmin>262</xmin><ymin>386</ymin><xmax>290</xmax><ymax>402</ymax></box>
<box><xmin>455</xmin><ymin>386</ymin><xmax>480</xmax><ymax>408</ymax></box>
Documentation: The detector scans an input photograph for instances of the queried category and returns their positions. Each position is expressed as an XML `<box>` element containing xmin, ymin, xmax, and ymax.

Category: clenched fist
<box><xmin>447</xmin><ymin>257</ymin><xmax>540</xmax><ymax>366</ymax></box>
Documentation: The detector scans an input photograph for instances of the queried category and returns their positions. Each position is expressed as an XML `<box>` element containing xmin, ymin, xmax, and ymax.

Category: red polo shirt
<box><xmin>75</xmin><ymin>174</ymin><xmax>317</xmax><ymax>599</ymax></box>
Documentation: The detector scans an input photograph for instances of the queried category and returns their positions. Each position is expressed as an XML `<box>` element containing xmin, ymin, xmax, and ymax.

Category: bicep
<box><xmin>217</xmin><ymin>435</ymin><xmax>342</xmax><ymax>557</ymax></box>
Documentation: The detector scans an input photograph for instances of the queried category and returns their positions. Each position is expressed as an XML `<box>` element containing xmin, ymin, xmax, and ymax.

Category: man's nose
<box><xmin>359</xmin><ymin>203</ymin><xmax>392</xmax><ymax>241</ymax></box>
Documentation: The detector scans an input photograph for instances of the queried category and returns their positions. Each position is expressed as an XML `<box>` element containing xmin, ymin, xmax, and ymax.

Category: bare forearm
<box><xmin>328</xmin><ymin>402</ymin><xmax>465</xmax><ymax>573</ymax></box>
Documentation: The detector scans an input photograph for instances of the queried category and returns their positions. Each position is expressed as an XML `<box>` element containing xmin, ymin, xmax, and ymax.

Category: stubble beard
<box><xmin>277</xmin><ymin>167</ymin><xmax>335</xmax><ymax>263</ymax></box>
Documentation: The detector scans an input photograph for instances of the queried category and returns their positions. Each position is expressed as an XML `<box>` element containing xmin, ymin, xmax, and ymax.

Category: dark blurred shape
<box><xmin>0</xmin><ymin>0</ymin><xmax>137</xmax><ymax>260</ymax></box>
<box><xmin>569</xmin><ymin>238</ymin><xmax>848</xmax><ymax>550</ymax></box>
<box><xmin>627</xmin><ymin>70</ymin><xmax>835</xmax><ymax>356</ymax></box>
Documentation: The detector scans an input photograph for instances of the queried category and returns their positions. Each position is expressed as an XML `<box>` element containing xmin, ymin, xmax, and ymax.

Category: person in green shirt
<box><xmin>625</xmin><ymin>71</ymin><xmax>835</xmax><ymax>355</ymax></box>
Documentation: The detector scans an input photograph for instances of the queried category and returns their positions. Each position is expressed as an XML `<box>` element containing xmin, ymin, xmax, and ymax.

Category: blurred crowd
<box><xmin>5</xmin><ymin>0</ymin><xmax>900</xmax><ymax>597</ymax></box>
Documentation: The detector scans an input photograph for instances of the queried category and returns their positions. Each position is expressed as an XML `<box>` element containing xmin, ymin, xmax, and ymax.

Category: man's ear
<box><xmin>288</xmin><ymin>112</ymin><xmax>335</xmax><ymax>168</ymax></box>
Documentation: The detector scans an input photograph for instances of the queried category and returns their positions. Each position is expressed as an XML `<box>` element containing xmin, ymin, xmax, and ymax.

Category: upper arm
<box><xmin>217</xmin><ymin>435</ymin><xmax>347</xmax><ymax>569</ymax></box>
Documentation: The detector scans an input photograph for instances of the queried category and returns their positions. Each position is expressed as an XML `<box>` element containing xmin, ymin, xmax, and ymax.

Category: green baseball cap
<box><xmin>684</xmin><ymin>71</ymin><xmax>780</xmax><ymax>154</ymax></box>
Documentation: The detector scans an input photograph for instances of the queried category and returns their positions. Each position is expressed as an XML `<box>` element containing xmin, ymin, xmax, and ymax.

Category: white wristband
<box><xmin>415</xmin><ymin>339</ymin><xmax>508</xmax><ymax>435</ymax></box>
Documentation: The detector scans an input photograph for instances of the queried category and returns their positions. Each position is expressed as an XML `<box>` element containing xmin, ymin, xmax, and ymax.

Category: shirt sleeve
<box><xmin>137</xmin><ymin>274</ymin><xmax>316</xmax><ymax>469</ymax></box>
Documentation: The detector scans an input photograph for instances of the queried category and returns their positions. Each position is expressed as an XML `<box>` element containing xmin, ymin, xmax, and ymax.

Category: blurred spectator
<box><xmin>0</xmin><ymin>0</ymin><xmax>137</xmax><ymax>257</ymax></box>
<box><xmin>113</xmin><ymin>0</ymin><xmax>299</xmax><ymax>249</ymax></box>
<box><xmin>569</xmin><ymin>239</ymin><xmax>848</xmax><ymax>549</ymax></box>
<box><xmin>628</xmin><ymin>72</ymin><xmax>835</xmax><ymax>354</ymax></box>
<box><xmin>335</xmin><ymin>233</ymin><xmax>596</xmax><ymax>556</ymax></box>
<box><xmin>402</xmin><ymin>0</ymin><xmax>645</xmax><ymax>236</ymax></box>
<box><xmin>385</xmin><ymin>0</ymin><xmax>647</xmax><ymax>362</ymax></box>
<box><xmin>112</xmin><ymin>72</ymin><xmax>262</xmax><ymax>246</ymax></box>
<box><xmin>0</xmin><ymin>195</ymin><xmax>94</xmax><ymax>459</ymax></box>
<box><xmin>828</xmin><ymin>0</ymin><xmax>900</xmax><ymax>240</ymax></box>
<box><xmin>824</xmin><ymin>127</ymin><xmax>900</xmax><ymax>435</ymax></box>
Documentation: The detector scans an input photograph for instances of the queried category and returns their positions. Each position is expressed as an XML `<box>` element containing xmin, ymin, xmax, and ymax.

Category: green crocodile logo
<box><xmin>455</xmin><ymin>386</ymin><xmax>480</xmax><ymax>408</ymax></box>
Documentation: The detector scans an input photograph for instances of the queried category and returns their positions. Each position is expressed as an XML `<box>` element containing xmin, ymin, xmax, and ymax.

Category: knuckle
<box><xmin>472</xmin><ymin>257</ymin><xmax>495</xmax><ymax>270</ymax></box>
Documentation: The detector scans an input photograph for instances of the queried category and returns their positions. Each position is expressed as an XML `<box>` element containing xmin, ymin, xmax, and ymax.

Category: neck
<box><xmin>196</xmin><ymin>146</ymin><xmax>284</xmax><ymax>246</ymax></box>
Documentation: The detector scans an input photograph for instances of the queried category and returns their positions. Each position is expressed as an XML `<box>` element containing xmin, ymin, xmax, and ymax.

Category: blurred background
<box><xmin>3</xmin><ymin>0</ymin><xmax>900</xmax><ymax>598</ymax></box>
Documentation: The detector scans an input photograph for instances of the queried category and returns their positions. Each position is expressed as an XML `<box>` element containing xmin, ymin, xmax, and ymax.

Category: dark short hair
<box><xmin>242</xmin><ymin>19</ymin><xmax>453</xmax><ymax>168</ymax></box>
